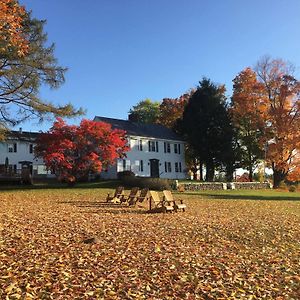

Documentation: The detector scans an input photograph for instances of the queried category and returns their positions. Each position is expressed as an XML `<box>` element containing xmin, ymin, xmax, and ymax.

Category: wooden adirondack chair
<box><xmin>128</xmin><ymin>188</ymin><xmax>149</xmax><ymax>206</ymax></box>
<box><xmin>149</xmin><ymin>190</ymin><xmax>174</xmax><ymax>213</ymax></box>
<box><xmin>119</xmin><ymin>187</ymin><xmax>139</xmax><ymax>205</ymax></box>
<box><xmin>163</xmin><ymin>190</ymin><xmax>186</xmax><ymax>212</ymax></box>
<box><xmin>106</xmin><ymin>186</ymin><xmax>124</xmax><ymax>203</ymax></box>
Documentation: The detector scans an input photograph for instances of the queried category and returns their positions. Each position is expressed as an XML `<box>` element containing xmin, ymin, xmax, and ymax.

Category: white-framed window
<box><xmin>175</xmin><ymin>162</ymin><xmax>179</xmax><ymax>172</ymax></box>
<box><xmin>8</xmin><ymin>143</ymin><xmax>17</xmax><ymax>153</ymax></box>
<box><xmin>29</xmin><ymin>144</ymin><xmax>33</xmax><ymax>154</ymax></box>
<box><xmin>164</xmin><ymin>142</ymin><xmax>171</xmax><ymax>153</ymax></box>
<box><xmin>164</xmin><ymin>162</ymin><xmax>172</xmax><ymax>172</ymax></box>
<box><xmin>121</xmin><ymin>159</ymin><xmax>131</xmax><ymax>171</ymax></box>
<box><xmin>174</xmin><ymin>143</ymin><xmax>181</xmax><ymax>154</ymax></box>
<box><xmin>148</xmin><ymin>140</ymin><xmax>158</xmax><ymax>152</ymax></box>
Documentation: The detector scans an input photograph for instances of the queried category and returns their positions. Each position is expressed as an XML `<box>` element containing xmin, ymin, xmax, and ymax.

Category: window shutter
<box><xmin>156</xmin><ymin>141</ymin><xmax>159</xmax><ymax>152</ymax></box>
<box><xmin>140</xmin><ymin>160</ymin><xmax>144</xmax><ymax>172</ymax></box>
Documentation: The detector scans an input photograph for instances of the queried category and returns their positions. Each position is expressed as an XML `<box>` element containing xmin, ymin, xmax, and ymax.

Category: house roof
<box><xmin>6</xmin><ymin>130</ymin><xmax>39</xmax><ymax>142</ymax></box>
<box><xmin>94</xmin><ymin>116</ymin><xmax>184</xmax><ymax>141</ymax></box>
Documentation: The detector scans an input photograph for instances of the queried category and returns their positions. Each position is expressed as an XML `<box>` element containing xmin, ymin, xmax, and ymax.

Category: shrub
<box><xmin>289</xmin><ymin>185</ymin><xmax>296</xmax><ymax>192</ymax></box>
<box><xmin>117</xmin><ymin>171</ymin><xmax>135</xmax><ymax>180</ymax></box>
<box><xmin>177</xmin><ymin>184</ymin><xmax>185</xmax><ymax>192</ymax></box>
<box><xmin>120</xmin><ymin>176</ymin><xmax>171</xmax><ymax>191</ymax></box>
<box><xmin>278</xmin><ymin>181</ymin><xmax>287</xmax><ymax>190</ymax></box>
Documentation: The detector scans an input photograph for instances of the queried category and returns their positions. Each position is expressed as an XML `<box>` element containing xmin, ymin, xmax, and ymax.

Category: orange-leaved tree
<box><xmin>231</xmin><ymin>68</ymin><xmax>265</xmax><ymax>181</ymax></box>
<box><xmin>0</xmin><ymin>0</ymin><xmax>83</xmax><ymax>134</ymax></box>
<box><xmin>35</xmin><ymin>118</ymin><xmax>129</xmax><ymax>184</ymax></box>
<box><xmin>0</xmin><ymin>0</ymin><xmax>29</xmax><ymax>57</ymax></box>
<box><xmin>232</xmin><ymin>56</ymin><xmax>300</xmax><ymax>187</ymax></box>
<box><xmin>158</xmin><ymin>89</ymin><xmax>194</xmax><ymax>129</ymax></box>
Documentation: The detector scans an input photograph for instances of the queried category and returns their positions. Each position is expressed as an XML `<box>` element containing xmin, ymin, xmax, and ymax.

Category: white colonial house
<box><xmin>0</xmin><ymin>129</ymin><xmax>50</xmax><ymax>177</ymax></box>
<box><xmin>94</xmin><ymin>116</ymin><xmax>187</xmax><ymax>179</ymax></box>
<box><xmin>0</xmin><ymin>117</ymin><xmax>188</xmax><ymax>180</ymax></box>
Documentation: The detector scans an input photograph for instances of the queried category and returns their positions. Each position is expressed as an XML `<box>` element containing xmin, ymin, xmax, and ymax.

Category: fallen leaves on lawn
<box><xmin>0</xmin><ymin>189</ymin><xmax>299</xmax><ymax>299</ymax></box>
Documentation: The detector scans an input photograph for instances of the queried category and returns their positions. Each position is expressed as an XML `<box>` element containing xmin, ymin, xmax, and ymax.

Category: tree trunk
<box><xmin>249</xmin><ymin>165</ymin><xmax>253</xmax><ymax>182</ymax></box>
<box><xmin>190</xmin><ymin>158</ymin><xmax>198</xmax><ymax>180</ymax></box>
<box><xmin>205</xmin><ymin>159</ymin><xmax>215</xmax><ymax>182</ymax></box>
<box><xmin>273</xmin><ymin>168</ymin><xmax>287</xmax><ymax>189</ymax></box>
<box><xmin>199</xmin><ymin>161</ymin><xmax>204</xmax><ymax>181</ymax></box>
<box><xmin>225</xmin><ymin>165</ymin><xmax>234</xmax><ymax>182</ymax></box>
<box><xmin>192</xmin><ymin>169</ymin><xmax>198</xmax><ymax>181</ymax></box>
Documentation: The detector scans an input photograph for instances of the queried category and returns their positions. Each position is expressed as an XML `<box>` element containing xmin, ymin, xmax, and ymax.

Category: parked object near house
<box><xmin>149</xmin><ymin>190</ymin><xmax>174</xmax><ymax>213</ymax></box>
<box><xmin>163</xmin><ymin>190</ymin><xmax>186</xmax><ymax>212</ymax></box>
<box><xmin>94</xmin><ymin>116</ymin><xmax>187</xmax><ymax>180</ymax></box>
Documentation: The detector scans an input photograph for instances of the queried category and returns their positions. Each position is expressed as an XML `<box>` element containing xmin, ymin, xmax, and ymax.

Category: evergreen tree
<box><xmin>179</xmin><ymin>78</ymin><xmax>236</xmax><ymax>181</ymax></box>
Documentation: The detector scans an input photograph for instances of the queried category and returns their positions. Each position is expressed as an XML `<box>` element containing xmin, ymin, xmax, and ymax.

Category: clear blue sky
<box><xmin>18</xmin><ymin>0</ymin><xmax>300</xmax><ymax>132</ymax></box>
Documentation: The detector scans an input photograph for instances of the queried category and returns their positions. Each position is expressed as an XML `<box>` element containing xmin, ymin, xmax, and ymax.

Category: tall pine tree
<box><xmin>179</xmin><ymin>78</ymin><xmax>236</xmax><ymax>181</ymax></box>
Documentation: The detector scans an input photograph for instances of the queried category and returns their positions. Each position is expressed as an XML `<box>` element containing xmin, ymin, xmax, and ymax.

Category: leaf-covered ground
<box><xmin>0</xmin><ymin>188</ymin><xmax>299</xmax><ymax>299</ymax></box>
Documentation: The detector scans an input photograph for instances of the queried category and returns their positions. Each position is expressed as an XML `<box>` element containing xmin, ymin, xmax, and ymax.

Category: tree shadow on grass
<box><xmin>0</xmin><ymin>180</ymin><xmax>122</xmax><ymax>191</ymax></box>
<box><xmin>189</xmin><ymin>192</ymin><xmax>300</xmax><ymax>201</ymax></box>
<box><xmin>59</xmin><ymin>200</ymin><xmax>150</xmax><ymax>214</ymax></box>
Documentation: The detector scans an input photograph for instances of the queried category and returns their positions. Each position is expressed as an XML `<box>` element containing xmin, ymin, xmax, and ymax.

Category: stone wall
<box><xmin>178</xmin><ymin>181</ymin><xmax>272</xmax><ymax>191</ymax></box>
<box><xmin>179</xmin><ymin>182</ymin><xmax>226</xmax><ymax>191</ymax></box>
<box><xmin>230</xmin><ymin>182</ymin><xmax>271</xmax><ymax>190</ymax></box>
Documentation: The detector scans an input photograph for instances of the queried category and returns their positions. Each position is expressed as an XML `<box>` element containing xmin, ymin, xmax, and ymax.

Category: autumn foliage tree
<box><xmin>231</xmin><ymin>68</ymin><xmax>265</xmax><ymax>181</ymax></box>
<box><xmin>35</xmin><ymin>119</ymin><xmax>129</xmax><ymax>184</ymax></box>
<box><xmin>0</xmin><ymin>0</ymin><xmax>28</xmax><ymax>57</ymax></box>
<box><xmin>232</xmin><ymin>57</ymin><xmax>300</xmax><ymax>187</ymax></box>
<box><xmin>158</xmin><ymin>90</ymin><xmax>194</xmax><ymax>129</ymax></box>
<box><xmin>0</xmin><ymin>0</ymin><xmax>82</xmax><ymax>136</ymax></box>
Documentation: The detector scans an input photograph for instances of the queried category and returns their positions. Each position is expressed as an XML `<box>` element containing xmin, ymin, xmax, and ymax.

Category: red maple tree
<box><xmin>35</xmin><ymin>118</ymin><xmax>129</xmax><ymax>184</ymax></box>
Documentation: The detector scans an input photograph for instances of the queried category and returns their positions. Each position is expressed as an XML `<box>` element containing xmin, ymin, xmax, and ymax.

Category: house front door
<box><xmin>149</xmin><ymin>159</ymin><xmax>159</xmax><ymax>178</ymax></box>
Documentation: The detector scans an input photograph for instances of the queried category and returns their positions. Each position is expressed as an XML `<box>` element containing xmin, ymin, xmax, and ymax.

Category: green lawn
<box><xmin>0</xmin><ymin>185</ymin><xmax>299</xmax><ymax>299</ymax></box>
<box><xmin>183</xmin><ymin>188</ymin><xmax>300</xmax><ymax>201</ymax></box>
